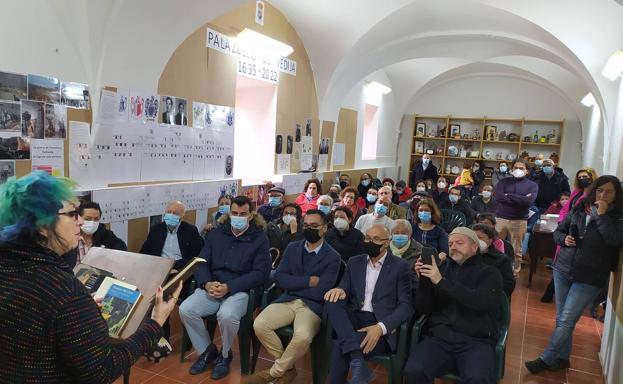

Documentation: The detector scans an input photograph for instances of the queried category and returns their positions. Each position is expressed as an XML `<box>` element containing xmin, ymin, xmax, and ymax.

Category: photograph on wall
<box><xmin>416</xmin><ymin>122</ymin><xmax>426</xmax><ymax>137</ymax></box>
<box><xmin>286</xmin><ymin>135</ymin><xmax>293</xmax><ymax>154</ymax></box>
<box><xmin>0</xmin><ymin>101</ymin><xmax>21</xmax><ymax>134</ymax></box>
<box><xmin>27</xmin><ymin>74</ymin><xmax>60</xmax><ymax>103</ymax></box>
<box><xmin>44</xmin><ymin>103</ymin><xmax>67</xmax><ymax>139</ymax></box>
<box><xmin>143</xmin><ymin>95</ymin><xmax>159</xmax><ymax>123</ymax></box>
<box><xmin>21</xmin><ymin>100</ymin><xmax>44</xmax><ymax>139</ymax></box>
<box><xmin>175</xmin><ymin>98</ymin><xmax>188</xmax><ymax>126</ymax></box>
<box><xmin>275</xmin><ymin>134</ymin><xmax>283</xmax><ymax>154</ymax></box>
<box><xmin>295</xmin><ymin>123</ymin><xmax>301</xmax><ymax>142</ymax></box>
<box><xmin>319</xmin><ymin>137</ymin><xmax>330</xmax><ymax>155</ymax></box>
<box><xmin>305</xmin><ymin>119</ymin><xmax>312</xmax><ymax>136</ymax></box>
<box><xmin>0</xmin><ymin>160</ymin><xmax>15</xmax><ymax>184</ymax></box>
<box><xmin>161</xmin><ymin>95</ymin><xmax>175</xmax><ymax>124</ymax></box>
<box><xmin>224</xmin><ymin>155</ymin><xmax>233</xmax><ymax>177</ymax></box>
<box><xmin>192</xmin><ymin>102</ymin><xmax>206</xmax><ymax>128</ymax></box>
<box><xmin>61</xmin><ymin>82</ymin><xmax>89</xmax><ymax>109</ymax></box>
<box><xmin>129</xmin><ymin>93</ymin><xmax>144</xmax><ymax>122</ymax></box>
<box><xmin>0</xmin><ymin>71</ymin><xmax>27</xmax><ymax>101</ymax></box>
<box><xmin>0</xmin><ymin>136</ymin><xmax>30</xmax><ymax>159</ymax></box>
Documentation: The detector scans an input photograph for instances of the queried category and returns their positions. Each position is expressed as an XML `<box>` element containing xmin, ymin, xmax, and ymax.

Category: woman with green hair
<box><xmin>0</xmin><ymin>171</ymin><xmax>182</xmax><ymax>382</ymax></box>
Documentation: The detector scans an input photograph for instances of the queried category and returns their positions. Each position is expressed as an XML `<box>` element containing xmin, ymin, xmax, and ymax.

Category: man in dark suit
<box><xmin>324</xmin><ymin>224</ymin><xmax>412</xmax><ymax>384</ymax></box>
<box><xmin>410</xmin><ymin>154</ymin><xmax>439</xmax><ymax>188</ymax></box>
<box><xmin>249</xmin><ymin>209</ymin><xmax>341</xmax><ymax>384</ymax></box>
<box><xmin>140</xmin><ymin>200</ymin><xmax>203</xmax><ymax>271</ymax></box>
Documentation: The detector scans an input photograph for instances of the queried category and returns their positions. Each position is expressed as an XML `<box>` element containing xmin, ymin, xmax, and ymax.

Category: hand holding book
<box><xmin>151</xmin><ymin>281</ymin><xmax>183</xmax><ymax>327</ymax></box>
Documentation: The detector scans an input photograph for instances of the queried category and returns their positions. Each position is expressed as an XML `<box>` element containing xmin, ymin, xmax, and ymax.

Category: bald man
<box><xmin>324</xmin><ymin>224</ymin><xmax>412</xmax><ymax>384</ymax></box>
<box><xmin>140</xmin><ymin>200</ymin><xmax>203</xmax><ymax>271</ymax></box>
<box><xmin>404</xmin><ymin>227</ymin><xmax>503</xmax><ymax>383</ymax></box>
<box><xmin>378</xmin><ymin>186</ymin><xmax>407</xmax><ymax>220</ymax></box>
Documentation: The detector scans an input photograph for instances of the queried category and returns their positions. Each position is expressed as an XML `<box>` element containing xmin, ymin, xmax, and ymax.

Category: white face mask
<box><xmin>81</xmin><ymin>220</ymin><xmax>99</xmax><ymax>235</ymax></box>
<box><xmin>333</xmin><ymin>217</ymin><xmax>349</xmax><ymax>231</ymax></box>
<box><xmin>512</xmin><ymin>169</ymin><xmax>526</xmax><ymax>178</ymax></box>
<box><xmin>282</xmin><ymin>214</ymin><xmax>296</xmax><ymax>225</ymax></box>
<box><xmin>478</xmin><ymin>239</ymin><xmax>488</xmax><ymax>253</ymax></box>
<box><xmin>416</xmin><ymin>187</ymin><xmax>426</xmax><ymax>192</ymax></box>
<box><xmin>482</xmin><ymin>191</ymin><xmax>492</xmax><ymax>199</ymax></box>
<box><xmin>437</xmin><ymin>182</ymin><xmax>447</xmax><ymax>189</ymax></box>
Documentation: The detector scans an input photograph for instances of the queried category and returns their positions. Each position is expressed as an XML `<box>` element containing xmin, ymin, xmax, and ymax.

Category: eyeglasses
<box><xmin>364</xmin><ymin>236</ymin><xmax>389</xmax><ymax>244</ymax></box>
<box><xmin>58</xmin><ymin>210</ymin><xmax>80</xmax><ymax>220</ymax></box>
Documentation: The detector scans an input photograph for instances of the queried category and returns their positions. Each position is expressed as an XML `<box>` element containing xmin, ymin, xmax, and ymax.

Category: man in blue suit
<box><xmin>248</xmin><ymin>209</ymin><xmax>341</xmax><ymax>384</ymax></box>
<box><xmin>324</xmin><ymin>224</ymin><xmax>413</xmax><ymax>384</ymax></box>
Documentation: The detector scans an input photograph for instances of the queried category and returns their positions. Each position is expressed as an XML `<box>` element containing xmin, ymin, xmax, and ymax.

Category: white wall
<box><xmin>397</xmin><ymin>75</ymin><xmax>584</xmax><ymax>181</ymax></box>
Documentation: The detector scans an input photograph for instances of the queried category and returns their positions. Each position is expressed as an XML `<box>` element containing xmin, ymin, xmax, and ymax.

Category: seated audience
<box><xmin>411</xmin><ymin>199</ymin><xmax>449</xmax><ymax>261</ymax></box>
<box><xmin>202</xmin><ymin>195</ymin><xmax>232</xmax><ymax>238</ymax></box>
<box><xmin>356</xmin><ymin>173</ymin><xmax>374</xmax><ymax>209</ymax></box>
<box><xmin>544</xmin><ymin>192</ymin><xmax>570</xmax><ymax>215</ymax></box>
<box><xmin>404</xmin><ymin>227</ymin><xmax>503</xmax><ymax>383</ymax></box>
<box><xmin>475</xmin><ymin>213</ymin><xmax>505</xmax><ymax>254</ymax></box>
<box><xmin>64</xmin><ymin>201</ymin><xmax>128</xmax><ymax>267</ymax></box>
<box><xmin>328</xmin><ymin>184</ymin><xmax>342</xmax><ymax>203</ymax></box>
<box><xmin>324</xmin><ymin>224</ymin><xmax>412</xmax><ymax>384</ymax></box>
<box><xmin>492</xmin><ymin>162</ymin><xmax>512</xmax><ymax>186</ymax></box>
<box><xmin>338</xmin><ymin>186</ymin><xmax>363</xmax><ymax>222</ymax></box>
<box><xmin>294</xmin><ymin>178</ymin><xmax>322</xmax><ymax>216</ymax></box>
<box><xmin>456</xmin><ymin>162</ymin><xmax>474</xmax><ymax>187</ymax></box>
<box><xmin>378</xmin><ymin>186</ymin><xmax>407</xmax><ymax>220</ymax></box>
<box><xmin>473</xmin><ymin>224</ymin><xmax>516</xmax><ymax>297</ymax></box>
<box><xmin>438</xmin><ymin>186</ymin><xmax>475</xmax><ymax>228</ymax></box>
<box><xmin>325</xmin><ymin>206</ymin><xmax>365</xmax><ymax>262</ymax></box>
<box><xmin>355</xmin><ymin>196</ymin><xmax>396</xmax><ymax>233</ymax></box>
<box><xmin>339</xmin><ymin>174</ymin><xmax>351</xmax><ymax>189</ymax></box>
<box><xmin>431</xmin><ymin>176</ymin><xmax>449</xmax><ymax>206</ymax></box>
<box><xmin>471</xmin><ymin>184</ymin><xmax>497</xmax><ymax>214</ymax></box>
<box><xmin>266</xmin><ymin>203</ymin><xmax>304</xmax><ymax>267</ymax></box>
<box><xmin>470</xmin><ymin>161</ymin><xmax>486</xmax><ymax>199</ymax></box>
<box><xmin>357</xmin><ymin>185</ymin><xmax>378</xmax><ymax>212</ymax></box>
<box><xmin>179</xmin><ymin>196</ymin><xmax>270</xmax><ymax>379</ymax></box>
<box><xmin>257</xmin><ymin>187</ymin><xmax>286</xmax><ymax>224</ymax></box>
<box><xmin>249</xmin><ymin>210</ymin><xmax>340</xmax><ymax>384</ymax></box>
<box><xmin>395</xmin><ymin>180</ymin><xmax>412</xmax><ymax>203</ymax></box>
<box><xmin>414</xmin><ymin>180</ymin><xmax>427</xmax><ymax>194</ymax></box>
<box><xmin>316</xmin><ymin>194</ymin><xmax>334</xmax><ymax>217</ymax></box>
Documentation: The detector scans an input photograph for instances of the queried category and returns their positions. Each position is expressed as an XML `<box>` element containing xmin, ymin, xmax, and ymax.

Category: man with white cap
<box><xmin>404</xmin><ymin>227</ymin><xmax>503</xmax><ymax>383</ymax></box>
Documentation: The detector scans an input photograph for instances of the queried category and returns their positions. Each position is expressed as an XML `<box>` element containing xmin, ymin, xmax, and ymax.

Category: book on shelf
<box><xmin>95</xmin><ymin>277</ymin><xmax>142</xmax><ymax>338</ymax></box>
<box><xmin>74</xmin><ymin>263</ymin><xmax>114</xmax><ymax>293</ymax></box>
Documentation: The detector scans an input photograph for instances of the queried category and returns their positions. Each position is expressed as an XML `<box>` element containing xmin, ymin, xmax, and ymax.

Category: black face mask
<box><xmin>362</xmin><ymin>241</ymin><xmax>383</xmax><ymax>258</ymax></box>
<box><xmin>578</xmin><ymin>178</ymin><xmax>592</xmax><ymax>188</ymax></box>
<box><xmin>339</xmin><ymin>181</ymin><xmax>348</xmax><ymax>189</ymax></box>
<box><xmin>303</xmin><ymin>228</ymin><xmax>322</xmax><ymax>243</ymax></box>
<box><xmin>329</xmin><ymin>192</ymin><xmax>339</xmax><ymax>200</ymax></box>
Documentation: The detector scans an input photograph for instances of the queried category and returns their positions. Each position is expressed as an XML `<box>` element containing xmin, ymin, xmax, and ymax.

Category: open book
<box><xmin>95</xmin><ymin>277</ymin><xmax>142</xmax><ymax>338</ymax></box>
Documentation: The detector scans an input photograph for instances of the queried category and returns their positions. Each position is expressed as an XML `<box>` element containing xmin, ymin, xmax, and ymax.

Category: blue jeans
<box><xmin>540</xmin><ymin>270</ymin><xmax>600</xmax><ymax>364</ymax></box>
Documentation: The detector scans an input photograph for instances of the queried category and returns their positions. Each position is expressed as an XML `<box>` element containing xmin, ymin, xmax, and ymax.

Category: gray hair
<box><xmin>317</xmin><ymin>195</ymin><xmax>333</xmax><ymax>206</ymax></box>
<box><xmin>392</xmin><ymin>219</ymin><xmax>413</xmax><ymax>236</ymax></box>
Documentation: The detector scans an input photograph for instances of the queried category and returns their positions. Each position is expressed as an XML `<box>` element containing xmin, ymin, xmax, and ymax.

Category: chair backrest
<box><xmin>500</xmin><ymin>292</ymin><xmax>510</xmax><ymax>333</ymax></box>
<box><xmin>440</xmin><ymin>209</ymin><xmax>467</xmax><ymax>233</ymax></box>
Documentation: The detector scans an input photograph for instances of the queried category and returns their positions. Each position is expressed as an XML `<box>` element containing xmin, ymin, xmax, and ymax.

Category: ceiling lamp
<box><xmin>237</xmin><ymin>28</ymin><xmax>293</xmax><ymax>57</ymax></box>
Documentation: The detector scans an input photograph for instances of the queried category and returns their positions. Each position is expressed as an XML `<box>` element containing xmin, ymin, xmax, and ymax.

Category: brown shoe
<box><xmin>243</xmin><ymin>369</ymin><xmax>277</xmax><ymax>384</ymax></box>
<box><xmin>276</xmin><ymin>367</ymin><xmax>297</xmax><ymax>384</ymax></box>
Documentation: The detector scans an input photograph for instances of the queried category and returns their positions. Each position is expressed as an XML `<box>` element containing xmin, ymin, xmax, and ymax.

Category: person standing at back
<box><xmin>410</xmin><ymin>154</ymin><xmax>439</xmax><ymax>189</ymax></box>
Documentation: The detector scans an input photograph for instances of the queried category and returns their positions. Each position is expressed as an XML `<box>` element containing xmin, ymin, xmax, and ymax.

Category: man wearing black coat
<box><xmin>532</xmin><ymin>159</ymin><xmax>570</xmax><ymax>211</ymax></box>
<box><xmin>410</xmin><ymin>154</ymin><xmax>439</xmax><ymax>188</ymax></box>
<box><xmin>404</xmin><ymin>227</ymin><xmax>503</xmax><ymax>383</ymax></box>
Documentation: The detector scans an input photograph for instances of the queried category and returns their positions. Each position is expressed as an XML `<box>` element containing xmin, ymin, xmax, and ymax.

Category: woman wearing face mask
<box><xmin>431</xmin><ymin>177</ymin><xmax>449</xmax><ymax>206</ymax></box>
<box><xmin>339</xmin><ymin>186</ymin><xmax>364</xmax><ymax>222</ymax></box>
<box><xmin>469</xmin><ymin>161</ymin><xmax>486</xmax><ymax>199</ymax></box>
<box><xmin>202</xmin><ymin>195</ymin><xmax>232</xmax><ymax>238</ymax></box>
<box><xmin>526</xmin><ymin>175</ymin><xmax>623</xmax><ymax>374</ymax></box>
<box><xmin>411</xmin><ymin>199</ymin><xmax>449</xmax><ymax>262</ymax></box>
<box><xmin>0</xmin><ymin>172</ymin><xmax>182</xmax><ymax>382</ymax></box>
<box><xmin>266</xmin><ymin>203</ymin><xmax>304</xmax><ymax>264</ymax></box>
<box><xmin>356</xmin><ymin>173</ymin><xmax>373</xmax><ymax>208</ymax></box>
<box><xmin>493</xmin><ymin>162</ymin><xmax>512</xmax><ymax>187</ymax></box>
<box><xmin>294</xmin><ymin>178</ymin><xmax>322</xmax><ymax>216</ymax></box>
<box><xmin>395</xmin><ymin>180</ymin><xmax>413</xmax><ymax>203</ymax></box>
<box><xmin>472</xmin><ymin>224</ymin><xmax>516</xmax><ymax>298</ymax></box>
<box><xmin>471</xmin><ymin>184</ymin><xmax>497</xmax><ymax>214</ymax></box>
<box><xmin>357</xmin><ymin>185</ymin><xmax>379</xmax><ymax>213</ymax></box>
<box><xmin>316</xmin><ymin>195</ymin><xmax>334</xmax><ymax>219</ymax></box>
<box><xmin>325</xmin><ymin>207</ymin><xmax>365</xmax><ymax>263</ymax></box>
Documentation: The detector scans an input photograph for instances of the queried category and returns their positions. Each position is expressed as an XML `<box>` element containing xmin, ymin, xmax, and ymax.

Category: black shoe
<box><xmin>211</xmin><ymin>349</ymin><xmax>232</xmax><ymax>380</ymax></box>
<box><xmin>189</xmin><ymin>344</ymin><xmax>218</xmax><ymax>375</ymax></box>
<box><xmin>554</xmin><ymin>358</ymin><xmax>570</xmax><ymax>369</ymax></box>
<box><xmin>525</xmin><ymin>358</ymin><xmax>550</xmax><ymax>374</ymax></box>
<box><xmin>348</xmin><ymin>357</ymin><xmax>375</xmax><ymax>384</ymax></box>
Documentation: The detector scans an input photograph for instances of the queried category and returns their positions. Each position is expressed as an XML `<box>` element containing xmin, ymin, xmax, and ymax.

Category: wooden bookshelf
<box><xmin>410</xmin><ymin>115</ymin><xmax>564</xmax><ymax>183</ymax></box>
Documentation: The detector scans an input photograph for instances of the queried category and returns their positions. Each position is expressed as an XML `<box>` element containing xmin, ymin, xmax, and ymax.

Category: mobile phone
<box><xmin>286</xmin><ymin>136</ymin><xmax>293</xmax><ymax>154</ymax></box>
<box><xmin>420</xmin><ymin>249</ymin><xmax>433</xmax><ymax>265</ymax></box>
<box><xmin>275</xmin><ymin>135</ymin><xmax>282</xmax><ymax>154</ymax></box>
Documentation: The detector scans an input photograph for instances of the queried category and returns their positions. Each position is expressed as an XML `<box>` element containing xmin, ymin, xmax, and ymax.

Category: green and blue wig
<box><xmin>0</xmin><ymin>171</ymin><xmax>76</xmax><ymax>242</ymax></box>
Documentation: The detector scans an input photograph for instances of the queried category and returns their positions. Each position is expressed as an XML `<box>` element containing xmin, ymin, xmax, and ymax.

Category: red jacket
<box><xmin>295</xmin><ymin>193</ymin><xmax>320</xmax><ymax>215</ymax></box>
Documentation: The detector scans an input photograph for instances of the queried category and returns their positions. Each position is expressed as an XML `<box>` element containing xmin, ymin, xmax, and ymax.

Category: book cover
<box><xmin>100</xmin><ymin>283</ymin><xmax>142</xmax><ymax>337</ymax></box>
<box><xmin>158</xmin><ymin>257</ymin><xmax>207</xmax><ymax>300</ymax></box>
<box><xmin>74</xmin><ymin>264</ymin><xmax>114</xmax><ymax>293</ymax></box>
<box><xmin>94</xmin><ymin>276</ymin><xmax>137</xmax><ymax>300</ymax></box>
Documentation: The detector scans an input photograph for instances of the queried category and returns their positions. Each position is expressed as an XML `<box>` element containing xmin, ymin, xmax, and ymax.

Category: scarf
<box><xmin>389</xmin><ymin>240</ymin><xmax>411</xmax><ymax>257</ymax></box>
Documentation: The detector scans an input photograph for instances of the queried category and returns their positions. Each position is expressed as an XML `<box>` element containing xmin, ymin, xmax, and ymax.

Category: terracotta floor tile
<box><xmin>112</xmin><ymin>367</ymin><xmax>156</xmax><ymax>384</ymax></box>
<box><xmin>568</xmin><ymin>357</ymin><xmax>603</xmax><ymax>376</ymax></box>
<box><xmin>566</xmin><ymin>369</ymin><xmax>603</xmax><ymax>384</ymax></box>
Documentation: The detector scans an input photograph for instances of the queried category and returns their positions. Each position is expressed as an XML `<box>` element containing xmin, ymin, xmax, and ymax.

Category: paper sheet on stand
<box><xmin>300</xmin><ymin>154</ymin><xmax>313</xmax><ymax>171</ymax></box>
<box><xmin>90</xmin><ymin>122</ymin><xmax>113</xmax><ymax>187</ymax></box>
<box><xmin>276</xmin><ymin>154</ymin><xmax>291</xmax><ymax>174</ymax></box>
<box><xmin>110</xmin><ymin>221</ymin><xmax>128</xmax><ymax>244</ymax></box>
<box><xmin>282</xmin><ymin>173</ymin><xmax>308</xmax><ymax>195</ymax></box>
<box><xmin>195</xmin><ymin>209</ymin><xmax>209</xmax><ymax>232</ymax></box>
<box><xmin>31</xmin><ymin>139</ymin><xmax>65</xmax><ymax>176</ymax></box>
<box><xmin>317</xmin><ymin>154</ymin><xmax>328</xmax><ymax>172</ymax></box>
<box><xmin>68</xmin><ymin>121</ymin><xmax>95</xmax><ymax>188</ymax></box>
<box><xmin>333</xmin><ymin>143</ymin><xmax>345</xmax><ymax>166</ymax></box>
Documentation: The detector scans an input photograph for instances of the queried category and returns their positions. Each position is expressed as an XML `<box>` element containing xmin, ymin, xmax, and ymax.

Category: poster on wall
<box><xmin>0</xmin><ymin>101</ymin><xmax>21</xmax><ymax>136</ymax></box>
<box><xmin>206</xmin><ymin>104</ymin><xmax>235</xmax><ymax>179</ymax></box>
<box><xmin>160</xmin><ymin>96</ymin><xmax>187</xmax><ymax>126</ymax></box>
<box><xmin>0</xmin><ymin>160</ymin><xmax>15</xmax><ymax>184</ymax></box>
<box><xmin>0</xmin><ymin>71</ymin><xmax>27</xmax><ymax>101</ymax></box>
<box><xmin>0</xmin><ymin>136</ymin><xmax>30</xmax><ymax>160</ymax></box>
<box><xmin>68</xmin><ymin>121</ymin><xmax>94</xmax><ymax>188</ymax></box>
<box><xmin>276</xmin><ymin>154</ymin><xmax>291</xmax><ymax>174</ymax></box>
<box><xmin>31</xmin><ymin>138</ymin><xmax>65</xmax><ymax>176</ymax></box>
<box><xmin>21</xmin><ymin>100</ymin><xmax>44</xmax><ymax>139</ymax></box>
<box><xmin>27</xmin><ymin>74</ymin><xmax>60</xmax><ymax>103</ymax></box>
<box><xmin>192</xmin><ymin>102</ymin><xmax>207</xmax><ymax>128</ymax></box>
<box><xmin>44</xmin><ymin>103</ymin><xmax>67</xmax><ymax>139</ymax></box>
<box><xmin>61</xmin><ymin>82</ymin><xmax>89</xmax><ymax>109</ymax></box>
<box><xmin>99</xmin><ymin>88</ymin><xmax>129</xmax><ymax>123</ymax></box>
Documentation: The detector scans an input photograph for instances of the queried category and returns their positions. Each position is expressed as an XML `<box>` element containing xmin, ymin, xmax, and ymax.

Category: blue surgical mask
<box><xmin>392</xmin><ymin>234</ymin><xmax>410</xmax><ymax>247</ymax></box>
<box><xmin>418</xmin><ymin>211</ymin><xmax>432</xmax><ymax>223</ymax></box>
<box><xmin>361</xmin><ymin>179</ymin><xmax>370</xmax><ymax>187</ymax></box>
<box><xmin>230</xmin><ymin>215</ymin><xmax>249</xmax><ymax>230</ymax></box>
<box><xmin>318</xmin><ymin>205</ymin><xmax>331</xmax><ymax>215</ymax></box>
<box><xmin>268</xmin><ymin>196</ymin><xmax>282</xmax><ymax>207</ymax></box>
<box><xmin>163</xmin><ymin>213</ymin><xmax>180</xmax><ymax>228</ymax></box>
<box><xmin>449</xmin><ymin>195</ymin><xmax>460</xmax><ymax>204</ymax></box>
<box><xmin>366</xmin><ymin>194</ymin><xmax>377</xmax><ymax>203</ymax></box>
<box><xmin>499</xmin><ymin>165</ymin><xmax>508</xmax><ymax>173</ymax></box>
<box><xmin>374</xmin><ymin>203</ymin><xmax>388</xmax><ymax>216</ymax></box>
<box><xmin>535</xmin><ymin>159</ymin><xmax>543</xmax><ymax>167</ymax></box>
<box><xmin>543</xmin><ymin>166</ymin><xmax>554</xmax><ymax>175</ymax></box>
<box><xmin>218</xmin><ymin>205</ymin><xmax>230</xmax><ymax>215</ymax></box>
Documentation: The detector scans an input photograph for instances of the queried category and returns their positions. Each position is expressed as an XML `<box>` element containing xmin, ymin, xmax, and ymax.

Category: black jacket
<box><xmin>416</xmin><ymin>254</ymin><xmax>503</xmax><ymax>344</ymax></box>
<box><xmin>481</xmin><ymin>247</ymin><xmax>515</xmax><ymax>297</ymax></box>
<box><xmin>438</xmin><ymin>198</ymin><xmax>475</xmax><ymax>226</ymax></box>
<box><xmin>553</xmin><ymin>206</ymin><xmax>623</xmax><ymax>287</ymax></box>
<box><xmin>410</xmin><ymin>161</ymin><xmax>439</xmax><ymax>188</ymax></box>
<box><xmin>140</xmin><ymin>221</ymin><xmax>204</xmax><ymax>270</ymax></box>
<box><xmin>63</xmin><ymin>223</ymin><xmax>128</xmax><ymax>267</ymax></box>
<box><xmin>266</xmin><ymin>219</ymin><xmax>304</xmax><ymax>256</ymax></box>
<box><xmin>324</xmin><ymin>227</ymin><xmax>365</xmax><ymax>263</ymax></box>
<box><xmin>470</xmin><ymin>196</ymin><xmax>497</xmax><ymax>214</ymax></box>
<box><xmin>533</xmin><ymin>169</ymin><xmax>570</xmax><ymax>210</ymax></box>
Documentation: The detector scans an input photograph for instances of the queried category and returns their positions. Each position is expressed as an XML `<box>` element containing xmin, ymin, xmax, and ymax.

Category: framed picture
<box><xmin>416</xmin><ymin>122</ymin><xmax>426</xmax><ymax>137</ymax></box>
<box><xmin>414</xmin><ymin>140</ymin><xmax>424</xmax><ymax>154</ymax></box>
<box><xmin>450</xmin><ymin>124</ymin><xmax>461</xmax><ymax>137</ymax></box>
<box><xmin>485</xmin><ymin>125</ymin><xmax>497</xmax><ymax>141</ymax></box>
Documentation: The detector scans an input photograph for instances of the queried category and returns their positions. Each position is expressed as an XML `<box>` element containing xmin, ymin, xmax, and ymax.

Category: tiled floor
<box><xmin>114</xmin><ymin>259</ymin><xmax>605</xmax><ymax>384</ymax></box>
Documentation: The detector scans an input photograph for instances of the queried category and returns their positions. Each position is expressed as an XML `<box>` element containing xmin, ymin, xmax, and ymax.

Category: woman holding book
<box><xmin>0</xmin><ymin>171</ymin><xmax>182</xmax><ymax>383</ymax></box>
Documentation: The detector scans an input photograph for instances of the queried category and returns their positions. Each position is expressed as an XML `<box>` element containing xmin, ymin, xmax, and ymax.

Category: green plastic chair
<box><xmin>370</xmin><ymin>320</ymin><xmax>411</xmax><ymax>384</ymax></box>
<box><xmin>179</xmin><ymin>285</ymin><xmax>261</xmax><ymax>375</ymax></box>
<box><xmin>250</xmin><ymin>282</ymin><xmax>332</xmax><ymax>384</ymax></box>
<box><xmin>440</xmin><ymin>209</ymin><xmax>467</xmax><ymax>233</ymax></box>
<box><xmin>409</xmin><ymin>294</ymin><xmax>510</xmax><ymax>383</ymax></box>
